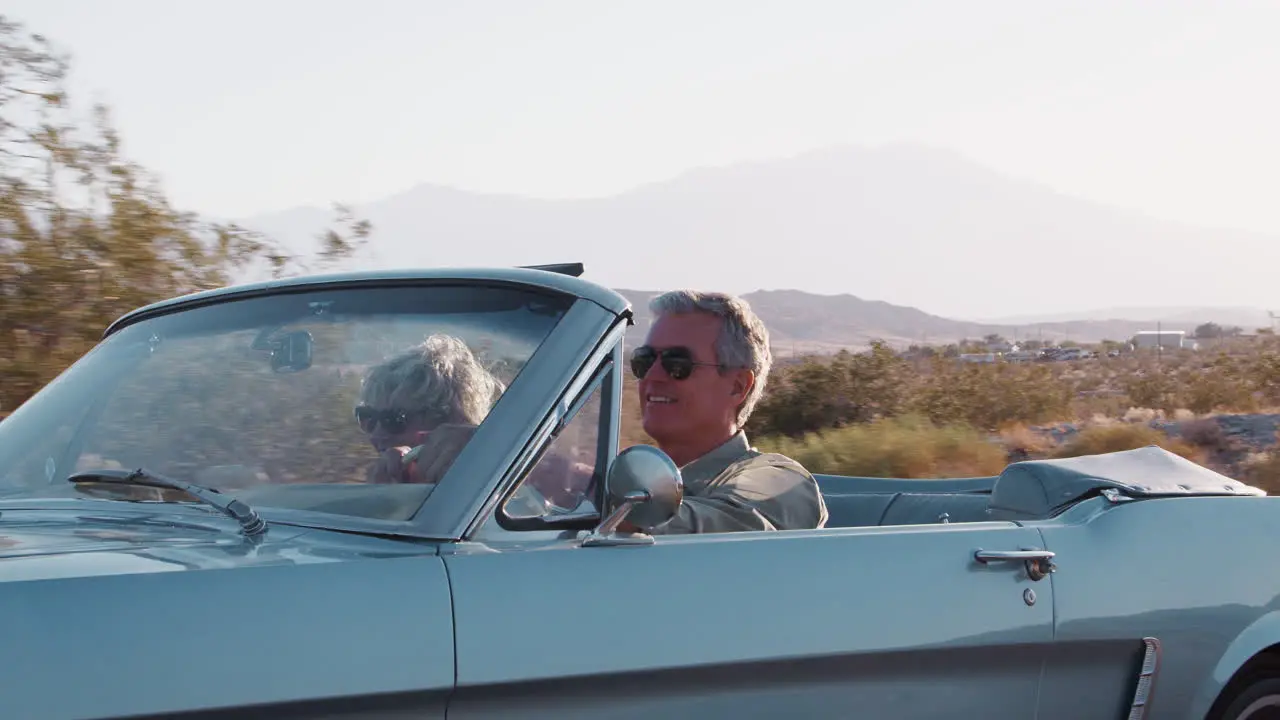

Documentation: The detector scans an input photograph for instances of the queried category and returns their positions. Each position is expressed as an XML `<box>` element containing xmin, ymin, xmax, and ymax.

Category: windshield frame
<box><xmin>0</xmin><ymin>268</ymin><xmax>632</xmax><ymax>541</ymax></box>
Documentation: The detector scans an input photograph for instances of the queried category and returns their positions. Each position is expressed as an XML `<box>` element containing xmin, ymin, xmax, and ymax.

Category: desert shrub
<box><xmin>0</xmin><ymin>16</ymin><xmax>372</xmax><ymax>416</ymax></box>
<box><xmin>1051</xmin><ymin>423</ymin><xmax>1202</xmax><ymax>462</ymax></box>
<box><xmin>1070</xmin><ymin>390</ymin><xmax>1130</xmax><ymax>421</ymax></box>
<box><xmin>1242</xmin><ymin>452</ymin><xmax>1280</xmax><ymax>493</ymax></box>
<box><xmin>1246</xmin><ymin>350</ymin><xmax>1280</xmax><ymax>406</ymax></box>
<box><xmin>748</xmin><ymin>357</ymin><xmax>855</xmax><ymax>437</ymax></box>
<box><xmin>999</xmin><ymin>424</ymin><xmax>1058</xmax><ymax>461</ymax></box>
<box><xmin>748</xmin><ymin>341</ymin><xmax>911</xmax><ymax>437</ymax></box>
<box><xmin>1068</xmin><ymin>370</ymin><xmax>1106</xmax><ymax>393</ymax></box>
<box><xmin>1122</xmin><ymin>372</ymin><xmax>1181</xmax><ymax>414</ymax></box>
<box><xmin>908</xmin><ymin>359</ymin><xmax>1071</xmax><ymax>431</ymax></box>
<box><xmin>1123</xmin><ymin>407</ymin><xmax>1164</xmax><ymax>423</ymax></box>
<box><xmin>1178</xmin><ymin>418</ymin><xmax>1229</xmax><ymax>451</ymax></box>
<box><xmin>1181</xmin><ymin>355</ymin><xmax>1258</xmax><ymax>414</ymax></box>
<box><xmin>756</xmin><ymin>414</ymin><xmax>1008</xmax><ymax>479</ymax></box>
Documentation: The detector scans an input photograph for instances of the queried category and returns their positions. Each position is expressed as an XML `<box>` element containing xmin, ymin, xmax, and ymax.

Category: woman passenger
<box><xmin>355</xmin><ymin>334</ymin><xmax>504</xmax><ymax>484</ymax></box>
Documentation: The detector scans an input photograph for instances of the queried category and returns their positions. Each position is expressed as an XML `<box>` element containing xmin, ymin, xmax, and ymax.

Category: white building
<box><xmin>1132</xmin><ymin>330</ymin><xmax>1197</xmax><ymax>350</ymax></box>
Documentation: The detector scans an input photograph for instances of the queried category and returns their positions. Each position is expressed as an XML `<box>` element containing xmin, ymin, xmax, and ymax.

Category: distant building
<box><xmin>1132</xmin><ymin>330</ymin><xmax>1197</xmax><ymax>350</ymax></box>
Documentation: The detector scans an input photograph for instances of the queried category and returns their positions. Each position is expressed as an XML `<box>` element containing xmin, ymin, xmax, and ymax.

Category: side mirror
<box><xmin>270</xmin><ymin>330</ymin><xmax>314</xmax><ymax>373</ymax></box>
<box><xmin>581</xmin><ymin>445</ymin><xmax>683</xmax><ymax>547</ymax></box>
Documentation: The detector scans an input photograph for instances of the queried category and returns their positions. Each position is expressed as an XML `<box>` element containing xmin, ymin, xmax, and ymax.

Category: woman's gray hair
<box><xmin>649</xmin><ymin>290</ymin><xmax>772</xmax><ymax>425</ymax></box>
<box><xmin>359</xmin><ymin>334</ymin><xmax>506</xmax><ymax>425</ymax></box>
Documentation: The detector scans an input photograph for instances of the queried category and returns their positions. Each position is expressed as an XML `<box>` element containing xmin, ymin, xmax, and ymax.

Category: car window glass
<box><xmin>503</xmin><ymin>382</ymin><xmax>603</xmax><ymax>520</ymax></box>
<box><xmin>0</xmin><ymin>285</ymin><xmax>572</xmax><ymax>523</ymax></box>
<box><xmin>74</xmin><ymin>322</ymin><xmax>378</xmax><ymax>487</ymax></box>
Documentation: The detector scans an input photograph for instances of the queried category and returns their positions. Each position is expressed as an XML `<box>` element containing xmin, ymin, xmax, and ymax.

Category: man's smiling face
<box><xmin>636</xmin><ymin>311</ymin><xmax>750</xmax><ymax>464</ymax></box>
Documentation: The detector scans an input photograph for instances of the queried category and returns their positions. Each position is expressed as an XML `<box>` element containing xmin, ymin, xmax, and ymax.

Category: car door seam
<box><xmin>1033</xmin><ymin>526</ymin><xmax>1057</xmax><ymax>638</ymax></box>
<box><xmin>439</xmin><ymin>553</ymin><xmax>461</xmax><ymax>718</ymax></box>
<box><xmin>1031</xmin><ymin>526</ymin><xmax>1053</xmax><ymax>720</ymax></box>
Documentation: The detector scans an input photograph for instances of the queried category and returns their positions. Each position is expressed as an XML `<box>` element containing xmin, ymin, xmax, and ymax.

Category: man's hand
<box><xmin>526</xmin><ymin>452</ymin><xmax>595</xmax><ymax>510</ymax></box>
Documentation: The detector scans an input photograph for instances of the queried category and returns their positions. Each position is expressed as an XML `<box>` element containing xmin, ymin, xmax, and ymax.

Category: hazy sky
<box><xmin>6</xmin><ymin>1</ymin><xmax>1280</xmax><ymax>237</ymax></box>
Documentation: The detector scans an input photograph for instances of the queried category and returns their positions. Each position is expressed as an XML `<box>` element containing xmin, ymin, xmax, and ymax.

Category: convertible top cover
<box><xmin>988</xmin><ymin>444</ymin><xmax>1266</xmax><ymax>520</ymax></box>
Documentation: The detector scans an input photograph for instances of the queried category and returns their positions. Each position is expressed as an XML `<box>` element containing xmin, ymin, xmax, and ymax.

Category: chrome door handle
<box><xmin>973</xmin><ymin>548</ymin><xmax>1057</xmax><ymax>581</ymax></box>
<box><xmin>974</xmin><ymin>549</ymin><xmax>1055</xmax><ymax>563</ymax></box>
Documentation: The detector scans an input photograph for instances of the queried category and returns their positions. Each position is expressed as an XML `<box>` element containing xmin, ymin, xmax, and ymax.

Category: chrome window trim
<box><xmin>105</xmin><ymin>267</ymin><xmax>628</xmax><ymax>337</ymax></box>
<box><xmin>411</xmin><ymin>300</ymin><xmax>629</xmax><ymax>540</ymax></box>
<box><xmin>463</xmin><ymin>319</ymin><xmax>629</xmax><ymax>542</ymax></box>
<box><xmin>465</xmin><ymin>364</ymin><xmax>610</xmax><ymax>544</ymax></box>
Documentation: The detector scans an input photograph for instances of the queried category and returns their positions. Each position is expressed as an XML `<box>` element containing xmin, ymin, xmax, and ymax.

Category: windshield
<box><xmin>0</xmin><ymin>282</ymin><xmax>573</xmax><ymax>523</ymax></box>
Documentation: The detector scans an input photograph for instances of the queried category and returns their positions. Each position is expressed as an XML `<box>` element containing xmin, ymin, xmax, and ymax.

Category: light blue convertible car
<box><xmin>0</xmin><ymin>264</ymin><xmax>1276</xmax><ymax>719</ymax></box>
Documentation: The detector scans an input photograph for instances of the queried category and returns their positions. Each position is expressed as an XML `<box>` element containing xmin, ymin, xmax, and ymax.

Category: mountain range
<box><xmin>615</xmin><ymin>289</ymin><xmax>1238</xmax><ymax>355</ymax></box>
<box><xmin>235</xmin><ymin>143</ymin><xmax>1280</xmax><ymax>353</ymax></box>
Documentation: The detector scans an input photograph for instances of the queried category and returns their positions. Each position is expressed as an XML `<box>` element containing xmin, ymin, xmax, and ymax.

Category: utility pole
<box><xmin>1157</xmin><ymin>319</ymin><xmax>1162</xmax><ymax>368</ymax></box>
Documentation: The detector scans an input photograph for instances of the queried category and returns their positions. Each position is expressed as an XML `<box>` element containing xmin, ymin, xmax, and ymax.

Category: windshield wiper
<box><xmin>67</xmin><ymin>468</ymin><xmax>267</xmax><ymax>538</ymax></box>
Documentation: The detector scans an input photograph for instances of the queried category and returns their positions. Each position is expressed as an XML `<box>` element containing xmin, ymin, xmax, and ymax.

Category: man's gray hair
<box><xmin>649</xmin><ymin>290</ymin><xmax>772</xmax><ymax>425</ymax></box>
<box><xmin>359</xmin><ymin>334</ymin><xmax>506</xmax><ymax>425</ymax></box>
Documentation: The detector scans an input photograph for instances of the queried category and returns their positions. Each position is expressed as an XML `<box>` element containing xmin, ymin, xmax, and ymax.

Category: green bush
<box><xmin>908</xmin><ymin>358</ymin><xmax>1072</xmax><ymax>431</ymax></box>
<box><xmin>755</xmin><ymin>415</ymin><xmax>1008</xmax><ymax>479</ymax></box>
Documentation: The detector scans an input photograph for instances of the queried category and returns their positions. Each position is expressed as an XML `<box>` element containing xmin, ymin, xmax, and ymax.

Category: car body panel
<box><xmin>444</xmin><ymin>522</ymin><xmax>1055</xmax><ymax>719</ymax></box>
<box><xmin>1201</xmin><ymin>610</ymin><xmax>1280</xmax><ymax>715</ymax></box>
<box><xmin>0</xmin><ymin>505</ymin><xmax>454</xmax><ymax>720</ymax></box>
<box><xmin>1028</xmin><ymin>495</ymin><xmax>1280</xmax><ymax>720</ymax></box>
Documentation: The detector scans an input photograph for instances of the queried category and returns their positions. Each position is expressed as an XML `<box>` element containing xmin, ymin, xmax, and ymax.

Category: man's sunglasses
<box><xmin>630</xmin><ymin>346</ymin><xmax>722</xmax><ymax>380</ymax></box>
<box><xmin>355</xmin><ymin>406</ymin><xmax>439</xmax><ymax>434</ymax></box>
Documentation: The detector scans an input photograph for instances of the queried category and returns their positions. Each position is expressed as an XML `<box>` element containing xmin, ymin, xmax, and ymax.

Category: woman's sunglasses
<box><xmin>630</xmin><ymin>345</ymin><xmax>722</xmax><ymax>380</ymax></box>
<box><xmin>355</xmin><ymin>406</ymin><xmax>437</xmax><ymax>434</ymax></box>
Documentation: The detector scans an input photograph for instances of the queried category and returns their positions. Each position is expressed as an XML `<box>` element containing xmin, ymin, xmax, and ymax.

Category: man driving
<box><xmin>626</xmin><ymin>290</ymin><xmax>828</xmax><ymax>534</ymax></box>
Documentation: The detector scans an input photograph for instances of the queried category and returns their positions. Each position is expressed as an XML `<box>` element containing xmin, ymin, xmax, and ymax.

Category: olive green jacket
<box><xmin>650</xmin><ymin>432</ymin><xmax>828</xmax><ymax>534</ymax></box>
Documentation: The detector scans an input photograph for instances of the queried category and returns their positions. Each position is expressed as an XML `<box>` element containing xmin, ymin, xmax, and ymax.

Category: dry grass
<box><xmin>1050</xmin><ymin>423</ymin><xmax>1204</xmax><ymax>463</ymax></box>
<box><xmin>1242</xmin><ymin>452</ymin><xmax>1280</xmax><ymax>493</ymax></box>
<box><xmin>998</xmin><ymin>424</ymin><xmax>1057</xmax><ymax>460</ymax></box>
<box><xmin>612</xmin><ymin>341</ymin><xmax>1280</xmax><ymax>483</ymax></box>
<box><xmin>1178</xmin><ymin>417</ymin><xmax>1232</xmax><ymax>451</ymax></box>
<box><xmin>756</xmin><ymin>415</ymin><xmax>1009</xmax><ymax>479</ymax></box>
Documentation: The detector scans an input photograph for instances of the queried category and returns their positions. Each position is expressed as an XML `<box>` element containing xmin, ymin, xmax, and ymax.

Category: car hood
<box><xmin>0</xmin><ymin>501</ymin><xmax>436</xmax><ymax>583</ymax></box>
<box><xmin>0</xmin><ymin>501</ymin><xmax>456</xmax><ymax>720</ymax></box>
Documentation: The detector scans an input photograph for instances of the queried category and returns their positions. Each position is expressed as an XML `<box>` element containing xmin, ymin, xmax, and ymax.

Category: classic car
<box><xmin>0</xmin><ymin>262</ymin><xmax>1277</xmax><ymax>720</ymax></box>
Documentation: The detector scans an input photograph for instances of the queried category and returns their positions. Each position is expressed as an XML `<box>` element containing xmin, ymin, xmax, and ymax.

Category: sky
<box><xmin>6</xmin><ymin>1</ymin><xmax>1280</xmax><ymax>236</ymax></box>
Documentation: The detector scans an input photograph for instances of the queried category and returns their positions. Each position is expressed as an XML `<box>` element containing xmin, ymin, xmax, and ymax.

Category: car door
<box><xmin>443</xmin><ymin>521</ymin><xmax>1053</xmax><ymax>719</ymax></box>
<box><xmin>440</xmin><ymin>370</ymin><xmax>1055</xmax><ymax>718</ymax></box>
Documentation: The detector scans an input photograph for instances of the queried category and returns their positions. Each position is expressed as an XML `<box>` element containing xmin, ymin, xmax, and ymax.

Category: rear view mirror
<box><xmin>269</xmin><ymin>331</ymin><xmax>314</xmax><ymax>373</ymax></box>
<box><xmin>581</xmin><ymin>445</ymin><xmax>683</xmax><ymax>546</ymax></box>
